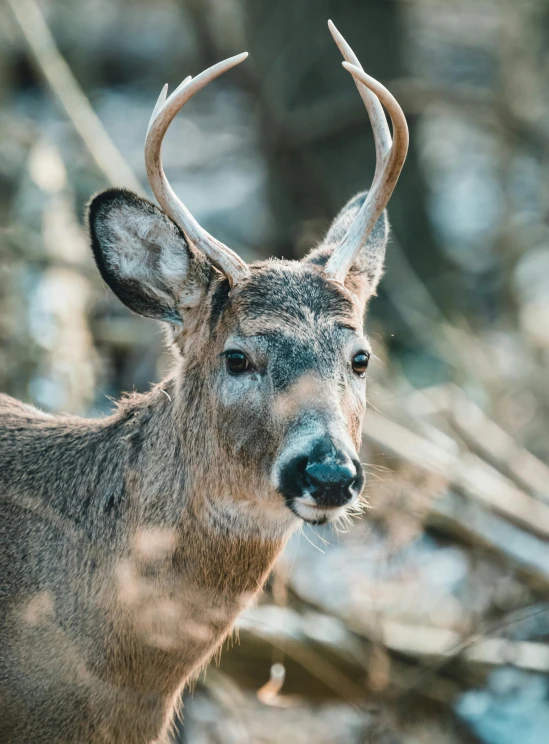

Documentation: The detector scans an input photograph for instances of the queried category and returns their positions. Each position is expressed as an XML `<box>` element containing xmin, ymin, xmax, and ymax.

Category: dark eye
<box><xmin>225</xmin><ymin>350</ymin><xmax>251</xmax><ymax>375</ymax></box>
<box><xmin>352</xmin><ymin>351</ymin><xmax>370</xmax><ymax>377</ymax></box>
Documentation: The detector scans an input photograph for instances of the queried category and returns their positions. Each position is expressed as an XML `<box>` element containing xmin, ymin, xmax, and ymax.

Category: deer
<box><xmin>0</xmin><ymin>21</ymin><xmax>408</xmax><ymax>744</ymax></box>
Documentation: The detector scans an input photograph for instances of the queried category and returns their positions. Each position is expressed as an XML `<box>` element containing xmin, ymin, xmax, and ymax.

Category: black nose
<box><xmin>278</xmin><ymin>437</ymin><xmax>364</xmax><ymax>509</ymax></box>
<box><xmin>304</xmin><ymin>459</ymin><xmax>356</xmax><ymax>502</ymax></box>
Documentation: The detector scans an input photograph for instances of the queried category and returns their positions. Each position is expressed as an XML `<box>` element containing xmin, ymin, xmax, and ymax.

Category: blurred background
<box><xmin>1</xmin><ymin>0</ymin><xmax>549</xmax><ymax>741</ymax></box>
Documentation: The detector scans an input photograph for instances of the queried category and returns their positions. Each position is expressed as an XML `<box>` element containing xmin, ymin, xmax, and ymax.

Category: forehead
<box><xmin>224</xmin><ymin>262</ymin><xmax>358</xmax><ymax>336</ymax></box>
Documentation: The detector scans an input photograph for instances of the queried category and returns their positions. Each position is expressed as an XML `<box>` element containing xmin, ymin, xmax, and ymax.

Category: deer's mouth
<box><xmin>288</xmin><ymin>495</ymin><xmax>355</xmax><ymax>524</ymax></box>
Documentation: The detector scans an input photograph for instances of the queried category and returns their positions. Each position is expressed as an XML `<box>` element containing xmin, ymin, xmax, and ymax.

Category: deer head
<box><xmin>87</xmin><ymin>21</ymin><xmax>408</xmax><ymax>530</ymax></box>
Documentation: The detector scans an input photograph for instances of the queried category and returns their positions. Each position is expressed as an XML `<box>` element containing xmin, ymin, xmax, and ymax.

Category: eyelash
<box><xmin>351</xmin><ymin>351</ymin><xmax>370</xmax><ymax>377</ymax></box>
<box><xmin>225</xmin><ymin>350</ymin><xmax>252</xmax><ymax>374</ymax></box>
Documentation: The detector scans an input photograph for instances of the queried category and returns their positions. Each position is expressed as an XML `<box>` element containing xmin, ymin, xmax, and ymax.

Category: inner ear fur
<box><xmin>88</xmin><ymin>189</ymin><xmax>212</xmax><ymax>324</ymax></box>
<box><xmin>304</xmin><ymin>191</ymin><xmax>389</xmax><ymax>305</ymax></box>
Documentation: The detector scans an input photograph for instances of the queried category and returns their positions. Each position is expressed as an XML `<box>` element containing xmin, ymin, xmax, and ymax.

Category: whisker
<box><xmin>302</xmin><ymin>525</ymin><xmax>325</xmax><ymax>554</ymax></box>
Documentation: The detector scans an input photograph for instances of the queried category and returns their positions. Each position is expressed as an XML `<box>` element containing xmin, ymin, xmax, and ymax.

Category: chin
<box><xmin>289</xmin><ymin>496</ymin><xmax>350</xmax><ymax>525</ymax></box>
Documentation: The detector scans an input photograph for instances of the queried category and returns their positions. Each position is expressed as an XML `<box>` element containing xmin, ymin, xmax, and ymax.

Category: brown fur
<box><xmin>0</xmin><ymin>189</ymin><xmax>388</xmax><ymax>743</ymax></box>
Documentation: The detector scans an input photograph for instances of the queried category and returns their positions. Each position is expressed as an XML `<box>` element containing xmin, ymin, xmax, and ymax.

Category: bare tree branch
<box><xmin>6</xmin><ymin>0</ymin><xmax>143</xmax><ymax>194</ymax></box>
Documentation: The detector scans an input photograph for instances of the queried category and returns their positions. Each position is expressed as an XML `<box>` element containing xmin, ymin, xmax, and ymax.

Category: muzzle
<box><xmin>275</xmin><ymin>434</ymin><xmax>364</xmax><ymax>523</ymax></box>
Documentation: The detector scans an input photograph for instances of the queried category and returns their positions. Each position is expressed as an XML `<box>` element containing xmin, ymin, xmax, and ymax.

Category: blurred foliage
<box><xmin>1</xmin><ymin>0</ymin><xmax>549</xmax><ymax>742</ymax></box>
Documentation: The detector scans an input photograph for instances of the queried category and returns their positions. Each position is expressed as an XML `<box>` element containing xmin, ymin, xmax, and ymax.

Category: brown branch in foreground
<box><xmin>363</xmin><ymin>407</ymin><xmax>549</xmax><ymax>543</ymax></box>
<box><xmin>6</xmin><ymin>0</ymin><xmax>143</xmax><ymax>194</ymax></box>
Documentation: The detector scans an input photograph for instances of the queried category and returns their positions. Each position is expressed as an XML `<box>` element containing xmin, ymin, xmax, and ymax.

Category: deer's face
<box><xmin>194</xmin><ymin>265</ymin><xmax>367</xmax><ymax>524</ymax></box>
<box><xmin>88</xmin><ymin>191</ymin><xmax>389</xmax><ymax>527</ymax></box>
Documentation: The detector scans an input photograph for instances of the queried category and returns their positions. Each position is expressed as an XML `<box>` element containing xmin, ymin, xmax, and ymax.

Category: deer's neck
<box><xmin>6</xmin><ymin>375</ymin><xmax>293</xmax><ymax>572</ymax></box>
<box><xmin>87</xmin><ymin>380</ymin><xmax>293</xmax><ymax>693</ymax></box>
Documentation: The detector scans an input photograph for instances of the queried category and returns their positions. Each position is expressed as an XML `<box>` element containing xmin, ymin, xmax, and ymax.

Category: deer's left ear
<box><xmin>303</xmin><ymin>191</ymin><xmax>389</xmax><ymax>309</ymax></box>
<box><xmin>88</xmin><ymin>189</ymin><xmax>212</xmax><ymax>325</ymax></box>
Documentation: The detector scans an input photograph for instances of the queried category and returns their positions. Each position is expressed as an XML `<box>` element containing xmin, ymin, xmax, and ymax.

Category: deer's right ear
<box><xmin>87</xmin><ymin>189</ymin><xmax>211</xmax><ymax>324</ymax></box>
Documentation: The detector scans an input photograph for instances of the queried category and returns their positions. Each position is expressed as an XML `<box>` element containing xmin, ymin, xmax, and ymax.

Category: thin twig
<box><xmin>6</xmin><ymin>0</ymin><xmax>143</xmax><ymax>194</ymax></box>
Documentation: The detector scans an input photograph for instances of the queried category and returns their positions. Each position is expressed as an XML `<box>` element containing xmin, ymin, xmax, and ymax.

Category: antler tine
<box><xmin>327</xmin><ymin>20</ymin><xmax>391</xmax><ymax>182</ymax></box>
<box><xmin>145</xmin><ymin>54</ymin><xmax>251</xmax><ymax>288</ymax></box>
<box><xmin>324</xmin><ymin>60</ymin><xmax>409</xmax><ymax>285</ymax></box>
<box><xmin>147</xmin><ymin>83</ymin><xmax>169</xmax><ymax>136</ymax></box>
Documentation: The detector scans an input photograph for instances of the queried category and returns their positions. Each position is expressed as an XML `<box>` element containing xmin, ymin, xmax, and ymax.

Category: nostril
<box><xmin>280</xmin><ymin>455</ymin><xmax>309</xmax><ymax>491</ymax></box>
<box><xmin>295</xmin><ymin>456</ymin><xmax>309</xmax><ymax>484</ymax></box>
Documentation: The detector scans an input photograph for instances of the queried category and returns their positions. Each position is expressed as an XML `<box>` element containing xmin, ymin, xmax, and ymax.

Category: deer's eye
<box><xmin>225</xmin><ymin>350</ymin><xmax>251</xmax><ymax>375</ymax></box>
<box><xmin>352</xmin><ymin>351</ymin><xmax>370</xmax><ymax>377</ymax></box>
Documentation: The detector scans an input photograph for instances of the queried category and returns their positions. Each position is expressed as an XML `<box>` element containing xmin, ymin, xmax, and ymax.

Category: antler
<box><xmin>145</xmin><ymin>54</ymin><xmax>251</xmax><ymax>288</ymax></box>
<box><xmin>324</xmin><ymin>21</ymin><xmax>409</xmax><ymax>285</ymax></box>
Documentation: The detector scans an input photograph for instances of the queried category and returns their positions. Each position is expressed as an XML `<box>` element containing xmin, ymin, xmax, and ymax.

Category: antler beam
<box><xmin>324</xmin><ymin>21</ymin><xmax>409</xmax><ymax>285</ymax></box>
<box><xmin>145</xmin><ymin>55</ymin><xmax>251</xmax><ymax>288</ymax></box>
